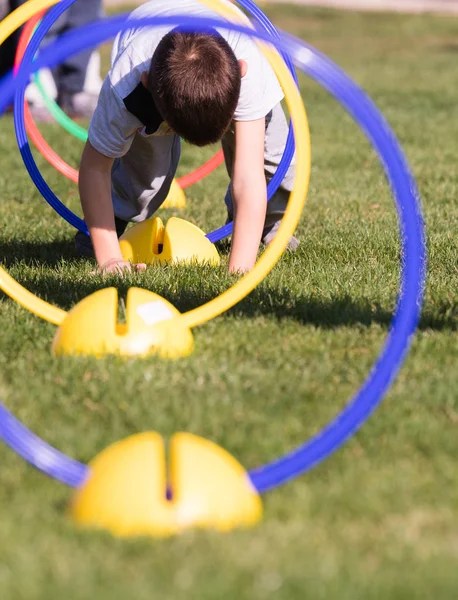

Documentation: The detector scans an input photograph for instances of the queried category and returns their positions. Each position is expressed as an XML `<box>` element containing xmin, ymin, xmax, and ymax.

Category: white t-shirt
<box><xmin>88</xmin><ymin>0</ymin><xmax>284</xmax><ymax>159</ymax></box>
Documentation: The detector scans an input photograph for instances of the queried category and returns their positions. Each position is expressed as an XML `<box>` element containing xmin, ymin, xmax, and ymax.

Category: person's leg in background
<box><xmin>0</xmin><ymin>0</ymin><xmax>58</xmax><ymax>120</ymax></box>
<box><xmin>0</xmin><ymin>0</ymin><xmax>103</xmax><ymax>119</ymax></box>
<box><xmin>0</xmin><ymin>0</ymin><xmax>23</xmax><ymax>81</ymax></box>
<box><xmin>51</xmin><ymin>0</ymin><xmax>103</xmax><ymax>118</ymax></box>
<box><xmin>0</xmin><ymin>0</ymin><xmax>48</xmax><ymax>117</ymax></box>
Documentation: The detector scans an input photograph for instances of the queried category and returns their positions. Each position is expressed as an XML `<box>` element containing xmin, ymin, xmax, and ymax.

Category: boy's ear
<box><xmin>141</xmin><ymin>71</ymin><xmax>149</xmax><ymax>88</ymax></box>
<box><xmin>239</xmin><ymin>59</ymin><xmax>247</xmax><ymax>78</ymax></box>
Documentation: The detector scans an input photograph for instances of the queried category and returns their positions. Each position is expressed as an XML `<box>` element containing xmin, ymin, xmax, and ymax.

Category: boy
<box><xmin>78</xmin><ymin>0</ymin><xmax>296</xmax><ymax>274</ymax></box>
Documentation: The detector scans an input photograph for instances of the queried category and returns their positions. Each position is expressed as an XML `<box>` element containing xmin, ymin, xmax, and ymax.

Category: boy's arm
<box><xmin>79</xmin><ymin>141</ymin><xmax>144</xmax><ymax>273</ymax></box>
<box><xmin>81</xmin><ymin>75</ymin><xmax>145</xmax><ymax>273</ymax></box>
<box><xmin>229</xmin><ymin>117</ymin><xmax>267</xmax><ymax>273</ymax></box>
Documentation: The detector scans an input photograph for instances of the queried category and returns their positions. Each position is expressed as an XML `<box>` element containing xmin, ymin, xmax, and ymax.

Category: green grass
<box><xmin>0</xmin><ymin>4</ymin><xmax>457</xmax><ymax>599</ymax></box>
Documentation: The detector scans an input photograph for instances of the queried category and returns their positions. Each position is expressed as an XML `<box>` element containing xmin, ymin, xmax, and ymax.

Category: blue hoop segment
<box><xmin>13</xmin><ymin>0</ymin><xmax>297</xmax><ymax>244</ymax></box>
<box><xmin>1</xmin><ymin>14</ymin><xmax>426</xmax><ymax>492</ymax></box>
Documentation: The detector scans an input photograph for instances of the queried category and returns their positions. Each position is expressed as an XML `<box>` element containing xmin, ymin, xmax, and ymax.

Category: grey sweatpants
<box><xmin>112</xmin><ymin>102</ymin><xmax>295</xmax><ymax>231</ymax></box>
<box><xmin>8</xmin><ymin>0</ymin><xmax>102</xmax><ymax>94</ymax></box>
<box><xmin>111</xmin><ymin>133</ymin><xmax>181</xmax><ymax>222</ymax></box>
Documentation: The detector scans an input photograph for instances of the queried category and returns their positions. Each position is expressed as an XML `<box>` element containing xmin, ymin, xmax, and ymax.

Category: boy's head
<box><xmin>148</xmin><ymin>30</ymin><xmax>242</xmax><ymax>146</ymax></box>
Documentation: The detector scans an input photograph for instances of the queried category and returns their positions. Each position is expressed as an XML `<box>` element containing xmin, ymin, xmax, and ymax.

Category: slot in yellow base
<box><xmin>119</xmin><ymin>217</ymin><xmax>220</xmax><ymax>267</ymax></box>
<box><xmin>70</xmin><ymin>432</ymin><xmax>262</xmax><ymax>537</ymax></box>
<box><xmin>52</xmin><ymin>288</ymin><xmax>193</xmax><ymax>358</ymax></box>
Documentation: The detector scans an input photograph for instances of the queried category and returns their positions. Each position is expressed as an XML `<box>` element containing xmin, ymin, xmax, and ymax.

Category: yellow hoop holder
<box><xmin>0</xmin><ymin>0</ymin><xmax>311</xmax><ymax>357</ymax></box>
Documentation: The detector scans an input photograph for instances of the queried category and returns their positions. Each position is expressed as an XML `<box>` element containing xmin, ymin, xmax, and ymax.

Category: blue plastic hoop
<box><xmin>13</xmin><ymin>0</ymin><xmax>297</xmax><ymax>244</ymax></box>
<box><xmin>1</xmin><ymin>13</ymin><xmax>426</xmax><ymax>493</ymax></box>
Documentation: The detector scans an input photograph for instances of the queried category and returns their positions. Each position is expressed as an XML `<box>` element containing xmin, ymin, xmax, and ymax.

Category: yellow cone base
<box><xmin>70</xmin><ymin>432</ymin><xmax>262</xmax><ymax>537</ymax></box>
<box><xmin>52</xmin><ymin>288</ymin><xmax>194</xmax><ymax>358</ymax></box>
<box><xmin>119</xmin><ymin>217</ymin><xmax>220</xmax><ymax>267</ymax></box>
<box><xmin>161</xmin><ymin>179</ymin><xmax>187</xmax><ymax>209</ymax></box>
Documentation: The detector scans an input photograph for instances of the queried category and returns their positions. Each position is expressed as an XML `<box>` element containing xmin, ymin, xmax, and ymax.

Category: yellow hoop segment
<box><xmin>0</xmin><ymin>0</ymin><xmax>311</xmax><ymax>331</ymax></box>
<box><xmin>182</xmin><ymin>0</ymin><xmax>310</xmax><ymax>328</ymax></box>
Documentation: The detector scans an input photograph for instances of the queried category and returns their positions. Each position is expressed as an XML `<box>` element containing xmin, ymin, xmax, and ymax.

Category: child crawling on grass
<box><xmin>78</xmin><ymin>0</ymin><xmax>297</xmax><ymax>275</ymax></box>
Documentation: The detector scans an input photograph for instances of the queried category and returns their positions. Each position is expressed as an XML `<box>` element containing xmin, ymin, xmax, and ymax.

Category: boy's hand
<box><xmin>98</xmin><ymin>258</ymin><xmax>147</xmax><ymax>276</ymax></box>
<box><xmin>229</xmin><ymin>117</ymin><xmax>267</xmax><ymax>273</ymax></box>
<box><xmin>79</xmin><ymin>141</ymin><xmax>128</xmax><ymax>271</ymax></box>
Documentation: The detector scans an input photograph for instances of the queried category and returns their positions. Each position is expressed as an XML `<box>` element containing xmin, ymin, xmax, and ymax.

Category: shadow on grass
<box><xmin>0</xmin><ymin>238</ymin><xmax>78</xmax><ymax>268</ymax></box>
<box><xmin>0</xmin><ymin>239</ymin><xmax>455</xmax><ymax>331</ymax></box>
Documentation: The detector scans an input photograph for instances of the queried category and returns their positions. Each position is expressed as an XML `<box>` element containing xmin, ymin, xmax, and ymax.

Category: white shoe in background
<box><xmin>25</xmin><ymin>67</ymin><xmax>57</xmax><ymax>107</ymax></box>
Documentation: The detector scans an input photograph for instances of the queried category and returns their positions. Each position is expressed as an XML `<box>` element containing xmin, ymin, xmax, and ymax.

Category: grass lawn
<box><xmin>0</xmin><ymin>3</ymin><xmax>457</xmax><ymax>599</ymax></box>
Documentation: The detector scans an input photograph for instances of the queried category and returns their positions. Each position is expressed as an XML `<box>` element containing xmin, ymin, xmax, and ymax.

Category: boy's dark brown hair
<box><xmin>149</xmin><ymin>30</ymin><xmax>241</xmax><ymax>147</ymax></box>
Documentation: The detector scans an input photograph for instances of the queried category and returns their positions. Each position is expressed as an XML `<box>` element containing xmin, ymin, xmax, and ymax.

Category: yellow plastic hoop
<box><xmin>0</xmin><ymin>0</ymin><xmax>311</xmax><ymax>331</ymax></box>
